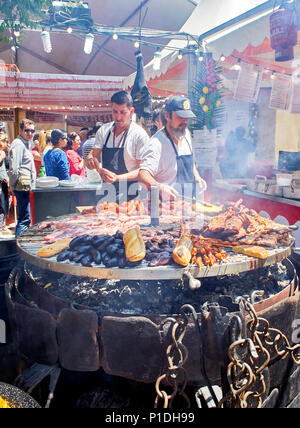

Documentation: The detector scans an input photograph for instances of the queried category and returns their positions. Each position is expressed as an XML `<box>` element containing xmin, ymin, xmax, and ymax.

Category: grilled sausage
<box><xmin>91</xmin><ymin>234</ymin><xmax>109</xmax><ymax>247</ymax></box>
<box><xmin>56</xmin><ymin>249</ymin><xmax>71</xmax><ymax>262</ymax></box>
<box><xmin>69</xmin><ymin>235</ymin><xmax>90</xmax><ymax>250</ymax></box>
<box><xmin>81</xmin><ymin>254</ymin><xmax>93</xmax><ymax>267</ymax></box>
<box><xmin>90</xmin><ymin>248</ymin><xmax>102</xmax><ymax>265</ymax></box>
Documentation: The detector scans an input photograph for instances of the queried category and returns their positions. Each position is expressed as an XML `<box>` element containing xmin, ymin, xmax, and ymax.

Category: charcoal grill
<box><xmin>16</xmin><ymin>221</ymin><xmax>292</xmax><ymax>281</ymax></box>
<box><xmin>4</xmin><ymin>216</ymin><xmax>300</xmax><ymax>408</ymax></box>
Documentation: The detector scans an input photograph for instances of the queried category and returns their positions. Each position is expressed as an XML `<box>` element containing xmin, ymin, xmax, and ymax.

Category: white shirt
<box><xmin>140</xmin><ymin>128</ymin><xmax>193</xmax><ymax>186</ymax></box>
<box><xmin>94</xmin><ymin>121</ymin><xmax>149</xmax><ymax>172</ymax></box>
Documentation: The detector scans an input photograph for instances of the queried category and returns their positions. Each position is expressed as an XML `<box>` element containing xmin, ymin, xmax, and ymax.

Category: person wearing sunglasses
<box><xmin>8</xmin><ymin>119</ymin><xmax>36</xmax><ymax>237</ymax></box>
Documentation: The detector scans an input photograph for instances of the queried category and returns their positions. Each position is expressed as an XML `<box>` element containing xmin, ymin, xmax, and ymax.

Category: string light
<box><xmin>112</xmin><ymin>33</ymin><xmax>118</xmax><ymax>40</ymax></box>
<box><xmin>41</xmin><ymin>30</ymin><xmax>52</xmax><ymax>53</ymax></box>
<box><xmin>177</xmin><ymin>51</ymin><xmax>183</xmax><ymax>60</ymax></box>
<box><xmin>84</xmin><ymin>33</ymin><xmax>94</xmax><ymax>54</ymax></box>
<box><xmin>67</xmin><ymin>26</ymin><xmax>73</xmax><ymax>34</ymax></box>
<box><xmin>153</xmin><ymin>48</ymin><xmax>162</xmax><ymax>71</ymax></box>
<box><xmin>134</xmin><ymin>41</ymin><xmax>140</xmax><ymax>48</ymax></box>
<box><xmin>220</xmin><ymin>54</ymin><xmax>226</xmax><ymax>62</ymax></box>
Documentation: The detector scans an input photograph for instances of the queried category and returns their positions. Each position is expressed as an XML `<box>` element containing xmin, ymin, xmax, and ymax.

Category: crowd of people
<box><xmin>0</xmin><ymin>122</ymin><xmax>105</xmax><ymax>237</ymax></box>
<box><xmin>0</xmin><ymin>89</ymin><xmax>257</xmax><ymax>239</ymax></box>
<box><xmin>0</xmin><ymin>98</ymin><xmax>168</xmax><ymax>237</ymax></box>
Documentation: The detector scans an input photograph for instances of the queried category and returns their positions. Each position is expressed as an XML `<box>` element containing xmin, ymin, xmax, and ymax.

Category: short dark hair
<box><xmin>111</xmin><ymin>90</ymin><xmax>133</xmax><ymax>108</ymax></box>
<box><xmin>51</xmin><ymin>129</ymin><xmax>67</xmax><ymax>146</ymax></box>
<box><xmin>20</xmin><ymin>119</ymin><xmax>34</xmax><ymax>130</ymax></box>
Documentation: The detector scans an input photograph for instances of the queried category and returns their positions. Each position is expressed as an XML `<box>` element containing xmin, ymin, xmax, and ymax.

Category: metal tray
<box><xmin>17</xmin><ymin>223</ymin><xmax>292</xmax><ymax>281</ymax></box>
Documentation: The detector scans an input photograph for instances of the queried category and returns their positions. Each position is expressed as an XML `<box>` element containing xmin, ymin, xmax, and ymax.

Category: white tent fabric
<box><xmin>123</xmin><ymin>0</ymin><xmax>275</xmax><ymax>88</ymax></box>
<box><xmin>206</xmin><ymin>14</ymin><xmax>270</xmax><ymax>59</ymax></box>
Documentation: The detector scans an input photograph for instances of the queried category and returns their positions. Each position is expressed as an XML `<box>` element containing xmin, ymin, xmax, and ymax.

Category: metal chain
<box><xmin>155</xmin><ymin>314</ymin><xmax>191</xmax><ymax>408</ymax></box>
<box><xmin>219</xmin><ymin>298</ymin><xmax>300</xmax><ymax>408</ymax></box>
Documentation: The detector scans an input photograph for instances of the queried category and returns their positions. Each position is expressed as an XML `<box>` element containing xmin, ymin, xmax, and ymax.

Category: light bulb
<box><xmin>134</xmin><ymin>41</ymin><xmax>140</xmax><ymax>49</ymax></box>
<box><xmin>113</xmin><ymin>33</ymin><xmax>118</xmax><ymax>40</ymax></box>
<box><xmin>67</xmin><ymin>27</ymin><xmax>73</xmax><ymax>34</ymax></box>
<box><xmin>41</xmin><ymin>31</ymin><xmax>52</xmax><ymax>53</ymax></box>
<box><xmin>177</xmin><ymin>52</ymin><xmax>183</xmax><ymax>60</ymax></box>
<box><xmin>153</xmin><ymin>50</ymin><xmax>162</xmax><ymax>71</ymax></box>
<box><xmin>220</xmin><ymin>54</ymin><xmax>226</xmax><ymax>62</ymax></box>
<box><xmin>84</xmin><ymin>33</ymin><xmax>95</xmax><ymax>54</ymax></box>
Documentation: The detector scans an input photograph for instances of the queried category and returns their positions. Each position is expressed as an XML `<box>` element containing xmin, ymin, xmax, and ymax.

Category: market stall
<box><xmin>1</xmin><ymin>0</ymin><xmax>300</xmax><ymax>410</ymax></box>
<box><xmin>6</xmin><ymin>196</ymin><xmax>298</xmax><ymax>408</ymax></box>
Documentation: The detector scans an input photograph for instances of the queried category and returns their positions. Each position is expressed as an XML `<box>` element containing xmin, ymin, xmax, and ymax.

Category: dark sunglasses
<box><xmin>24</xmin><ymin>129</ymin><xmax>35</xmax><ymax>134</ymax></box>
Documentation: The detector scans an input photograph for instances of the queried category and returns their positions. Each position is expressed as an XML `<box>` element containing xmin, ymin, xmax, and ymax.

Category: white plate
<box><xmin>59</xmin><ymin>180</ymin><xmax>76</xmax><ymax>187</ymax></box>
<box><xmin>36</xmin><ymin>182</ymin><xmax>59</xmax><ymax>189</ymax></box>
<box><xmin>36</xmin><ymin>176</ymin><xmax>59</xmax><ymax>188</ymax></box>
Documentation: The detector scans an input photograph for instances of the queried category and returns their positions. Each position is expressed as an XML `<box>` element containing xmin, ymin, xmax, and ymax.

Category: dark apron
<box><xmin>102</xmin><ymin>124</ymin><xmax>139</xmax><ymax>202</ymax></box>
<box><xmin>164</xmin><ymin>127</ymin><xmax>196</xmax><ymax>198</ymax></box>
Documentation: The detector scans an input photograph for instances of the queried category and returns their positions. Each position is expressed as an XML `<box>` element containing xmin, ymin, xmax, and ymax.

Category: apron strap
<box><xmin>103</xmin><ymin>123</ymin><xmax>131</xmax><ymax>149</ymax></box>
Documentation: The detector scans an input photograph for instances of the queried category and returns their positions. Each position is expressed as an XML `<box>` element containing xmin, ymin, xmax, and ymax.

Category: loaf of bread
<box><xmin>172</xmin><ymin>235</ymin><xmax>193</xmax><ymax>266</ymax></box>
<box><xmin>232</xmin><ymin>245</ymin><xmax>269</xmax><ymax>259</ymax></box>
<box><xmin>37</xmin><ymin>238</ymin><xmax>73</xmax><ymax>258</ymax></box>
<box><xmin>123</xmin><ymin>227</ymin><xmax>146</xmax><ymax>262</ymax></box>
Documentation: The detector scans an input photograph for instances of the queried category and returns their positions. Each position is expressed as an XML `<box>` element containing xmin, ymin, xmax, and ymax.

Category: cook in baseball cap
<box><xmin>164</xmin><ymin>95</ymin><xmax>196</xmax><ymax>119</ymax></box>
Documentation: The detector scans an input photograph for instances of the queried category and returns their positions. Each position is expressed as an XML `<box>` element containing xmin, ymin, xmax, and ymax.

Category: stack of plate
<box><xmin>36</xmin><ymin>177</ymin><xmax>59</xmax><ymax>188</ymax></box>
<box><xmin>59</xmin><ymin>180</ymin><xmax>76</xmax><ymax>187</ymax></box>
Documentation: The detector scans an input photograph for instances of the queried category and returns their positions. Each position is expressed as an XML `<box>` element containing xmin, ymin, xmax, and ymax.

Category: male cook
<box><xmin>138</xmin><ymin>95</ymin><xmax>207</xmax><ymax>198</ymax></box>
<box><xmin>86</xmin><ymin>90</ymin><xmax>149</xmax><ymax>201</ymax></box>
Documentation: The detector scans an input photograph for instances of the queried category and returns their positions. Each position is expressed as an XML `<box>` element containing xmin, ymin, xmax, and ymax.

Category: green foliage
<box><xmin>190</xmin><ymin>52</ymin><xmax>225</xmax><ymax>132</ymax></box>
<box><xmin>0</xmin><ymin>0</ymin><xmax>52</xmax><ymax>35</ymax></box>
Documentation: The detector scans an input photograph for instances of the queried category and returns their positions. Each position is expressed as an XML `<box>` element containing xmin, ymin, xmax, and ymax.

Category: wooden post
<box><xmin>13</xmin><ymin>108</ymin><xmax>26</xmax><ymax>139</ymax></box>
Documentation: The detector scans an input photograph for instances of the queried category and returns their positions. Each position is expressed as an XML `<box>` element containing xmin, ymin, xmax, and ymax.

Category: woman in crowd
<box><xmin>65</xmin><ymin>132</ymin><xmax>85</xmax><ymax>177</ymax></box>
<box><xmin>32</xmin><ymin>131</ymin><xmax>42</xmax><ymax>176</ymax></box>
<box><xmin>44</xmin><ymin>129</ymin><xmax>70</xmax><ymax>180</ymax></box>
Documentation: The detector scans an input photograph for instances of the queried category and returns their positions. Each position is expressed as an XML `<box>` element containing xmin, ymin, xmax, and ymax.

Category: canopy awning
<box><xmin>0</xmin><ymin>69</ymin><xmax>123</xmax><ymax>114</ymax></box>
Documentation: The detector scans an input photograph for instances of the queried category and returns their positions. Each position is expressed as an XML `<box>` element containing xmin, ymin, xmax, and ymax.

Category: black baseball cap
<box><xmin>164</xmin><ymin>95</ymin><xmax>195</xmax><ymax>119</ymax></box>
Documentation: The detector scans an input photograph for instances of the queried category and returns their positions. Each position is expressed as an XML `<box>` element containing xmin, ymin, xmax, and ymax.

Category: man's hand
<box><xmin>159</xmin><ymin>183</ymin><xmax>179</xmax><ymax>199</ymax></box>
<box><xmin>197</xmin><ymin>177</ymin><xmax>207</xmax><ymax>192</ymax></box>
<box><xmin>100</xmin><ymin>168</ymin><xmax>118</xmax><ymax>184</ymax></box>
<box><xmin>85</xmin><ymin>156</ymin><xmax>98</xmax><ymax>170</ymax></box>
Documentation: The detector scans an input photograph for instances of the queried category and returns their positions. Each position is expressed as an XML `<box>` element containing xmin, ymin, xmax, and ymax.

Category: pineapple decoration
<box><xmin>190</xmin><ymin>52</ymin><xmax>224</xmax><ymax>132</ymax></box>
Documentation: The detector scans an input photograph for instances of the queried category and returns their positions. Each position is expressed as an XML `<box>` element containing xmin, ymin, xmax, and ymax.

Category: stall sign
<box><xmin>234</xmin><ymin>64</ymin><xmax>262</xmax><ymax>104</ymax></box>
<box><xmin>0</xmin><ymin>109</ymin><xmax>15</xmax><ymax>122</ymax></box>
<box><xmin>26</xmin><ymin>111</ymin><xmax>64</xmax><ymax>123</ymax></box>
<box><xmin>67</xmin><ymin>113</ymin><xmax>113</xmax><ymax>127</ymax></box>
<box><xmin>193</xmin><ymin>128</ymin><xmax>218</xmax><ymax>169</ymax></box>
<box><xmin>269</xmin><ymin>74</ymin><xmax>292</xmax><ymax>111</ymax></box>
<box><xmin>290</xmin><ymin>79</ymin><xmax>300</xmax><ymax>114</ymax></box>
